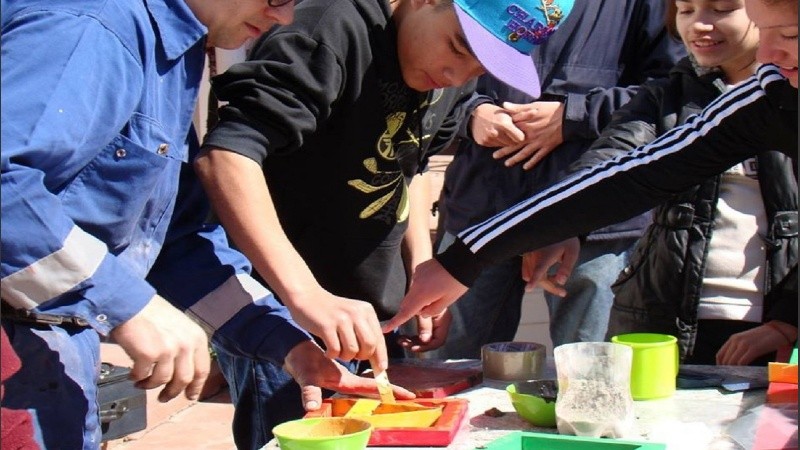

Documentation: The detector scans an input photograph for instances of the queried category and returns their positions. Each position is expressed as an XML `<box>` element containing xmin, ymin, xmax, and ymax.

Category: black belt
<box><xmin>1</xmin><ymin>301</ymin><xmax>90</xmax><ymax>327</ymax></box>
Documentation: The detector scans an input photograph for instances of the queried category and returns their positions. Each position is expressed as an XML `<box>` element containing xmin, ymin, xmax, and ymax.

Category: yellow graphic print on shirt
<box><xmin>347</xmin><ymin>91</ymin><xmax>441</xmax><ymax>223</ymax></box>
<box><xmin>377</xmin><ymin>112</ymin><xmax>406</xmax><ymax>160</ymax></box>
<box><xmin>348</xmin><ymin>157</ymin><xmax>409</xmax><ymax>221</ymax></box>
<box><xmin>347</xmin><ymin>111</ymin><xmax>412</xmax><ymax>223</ymax></box>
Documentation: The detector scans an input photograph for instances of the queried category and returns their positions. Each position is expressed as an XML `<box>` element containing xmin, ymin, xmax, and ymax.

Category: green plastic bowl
<box><xmin>272</xmin><ymin>417</ymin><xmax>372</xmax><ymax>450</ymax></box>
<box><xmin>506</xmin><ymin>380</ymin><xmax>558</xmax><ymax>428</ymax></box>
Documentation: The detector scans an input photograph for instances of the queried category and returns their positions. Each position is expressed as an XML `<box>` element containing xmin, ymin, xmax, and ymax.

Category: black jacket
<box><xmin>439</xmin><ymin>0</ymin><xmax>686</xmax><ymax>239</ymax></box>
<box><xmin>577</xmin><ymin>58</ymin><xmax>798</xmax><ymax>359</ymax></box>
<box><xmin>204</xmin><ymin>0</ymin><xmax>473</xmax><ymax>318</ymax></box>
<box><xmin>437</xmin><ymin>65</ymin><xmax>798</xmax><ymax>287</ymax></box>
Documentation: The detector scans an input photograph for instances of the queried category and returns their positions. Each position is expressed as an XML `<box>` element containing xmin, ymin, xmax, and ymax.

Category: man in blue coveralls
<box><xmin>0</xmin><ymin>1</ymin><xmax>411</xmax><ymax>448</ymax></box>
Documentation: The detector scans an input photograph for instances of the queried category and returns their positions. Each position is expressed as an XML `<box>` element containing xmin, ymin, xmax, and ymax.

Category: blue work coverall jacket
<box><xmin>1</xmin><ymin>0</ymin><xmax>310</xmax><ymax>447</ymax></box>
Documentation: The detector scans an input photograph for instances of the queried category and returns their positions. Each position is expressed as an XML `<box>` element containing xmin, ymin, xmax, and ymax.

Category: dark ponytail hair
<box><xmin>665</xmin><ymin>1</ymin><xmax>681</xmax><ymax>42</ymax></box>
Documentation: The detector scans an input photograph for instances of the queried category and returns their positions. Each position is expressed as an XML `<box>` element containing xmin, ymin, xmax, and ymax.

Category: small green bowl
<box><xmin>272</xmin><ymin>417</ymin><xmax>372</xmax><ymax>450</ymax></box>
<box><xmin>506</xmin><ymin>380</ymin><xmax>558</xmax><ymax>428</ymax></box>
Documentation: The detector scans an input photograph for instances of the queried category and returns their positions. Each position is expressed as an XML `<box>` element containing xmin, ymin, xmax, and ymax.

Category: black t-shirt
<box><xmin>204</xmin><ymin>0</ymin><xmax>471</xmax><ymax>318</ymax></box>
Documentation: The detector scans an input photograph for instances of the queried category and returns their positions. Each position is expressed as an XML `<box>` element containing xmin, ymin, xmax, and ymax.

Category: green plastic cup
<box><xmin>611</xmin><ymin>333</ymin><xmax>678</xmax><ymax>400</ymax></box>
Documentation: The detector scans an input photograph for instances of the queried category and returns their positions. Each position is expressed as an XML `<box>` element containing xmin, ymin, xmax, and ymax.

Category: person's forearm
<box><xmin>764</xmin><ymin>320</ymin><xmax>798</xmax><ymax>346</ymax></box>
<box><xmin>402</xmin><ymin>172</ymin><xmax>434</xmax><ymax>272</ymax></box>
<box><xmin>194</xmin><ymin>149</ymin><xmax>323</xmax><ymax>307</ymax></box>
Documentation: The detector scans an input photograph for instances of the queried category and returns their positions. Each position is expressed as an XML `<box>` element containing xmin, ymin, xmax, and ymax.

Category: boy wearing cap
<box><xmin>195</xmin><ymin>0</ymin><xmax>570</xmax><ymax>447</ymax></box>
<box><xmin>421</xmin><ymin>0</ymin><xmax>686</xmax><ymax>359</ymax></box>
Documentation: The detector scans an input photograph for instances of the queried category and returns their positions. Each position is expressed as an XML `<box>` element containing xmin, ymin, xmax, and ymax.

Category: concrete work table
<box><xmin>264</xmin><ymin>358</ymin><xmax>797</xmax><ymax>450</ymax></box>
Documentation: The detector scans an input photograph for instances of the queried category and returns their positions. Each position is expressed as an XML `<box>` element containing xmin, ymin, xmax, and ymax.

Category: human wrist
<box><xmin>764</xmin><ymin>320</ymin><xmax>797</xmax><ymax>345</ymax></box>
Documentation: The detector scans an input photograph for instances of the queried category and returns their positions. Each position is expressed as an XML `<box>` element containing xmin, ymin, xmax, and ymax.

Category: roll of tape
<box><xmin>481</xmin><ymin>341</ymin><xmax>546</xmax><ymax>381</ymax></box>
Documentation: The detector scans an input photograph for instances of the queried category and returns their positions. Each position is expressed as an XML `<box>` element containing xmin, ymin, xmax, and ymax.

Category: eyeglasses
<box><xmin>268</xmin><ymin>0</ymin><xmax>294</xmax><ymax>6</ymax></box>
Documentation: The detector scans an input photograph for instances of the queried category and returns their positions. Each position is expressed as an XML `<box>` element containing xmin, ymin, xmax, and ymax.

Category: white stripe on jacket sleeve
<box><xmin>458</xmin><ymin>72</ymin><xmax>770</xmax><ymax>253</ymax></box>
<box><xmin>1</xmin><ymin>226</ymin><xmax>107</xmax><ymax>309</ymax></box>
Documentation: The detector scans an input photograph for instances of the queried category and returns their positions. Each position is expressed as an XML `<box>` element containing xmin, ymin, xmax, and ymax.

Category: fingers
<box><xmin>415</xmin><ymin>312</ymin><xmax>452</xmax><ymax>352</ymax></box>
<box><xmin>112</xmin><ymin>295</ymin><xmax>212</xmax><ymax>403</ymax></box>
<box><xmin>314</xmin><ymin>300</ymin><xmax>382</xmax><ymax>364</ymax></box>
<box><xmin>128</xmin><ymin>352</ymin><xmax>158</xmax><ymax>385</ymax></box>
<box><xmin>717</xmin><ymin>345</ymin><xmax>747</xmax><ymax>366</ymax></box>
<box><xmin>390</xmin><ymin>384</ymin><xmax>416</xmax><ymax>400</ymax></box>
<box><xmin>554</xmin><ymin>240</ymin><xmax>579</xmax><ymax>285</ymax></box>
<box><xmin>482</xmin><ymin>124</ymin><xmax>525</xmax><ymax>148</ymax></box>
<box><xmin>153</xmin><ymin>330</ymin><xmax>210</xmax><ymax>403</ymax></box>
<box><xmin>398</xmin><ymin>311</ymin><xmax>451</xmax><ymax>353</ymax></box>
<box><xmin>522</xmin><ymin>147</ymin><xmax>550</xmax><ymax>170</ymax></box>
<box><xmin>716</xmin><ymin>343</ymin><xmax>729</xmax><ymax>365</ymax></box>
<box><xmin>521</xmin><ymin>253</ymin><xmax>550</xmax><ymax>290</ymax></box>
<box><xmin>370</xmin><ymin>333</ymin><xmax>389</xmax><ymax>373</ymax></box>
<box><xmin>355</xmin><ymin>314</ymin><xmax>384</xmax><ymax>363</ymax></box>
<box><xmin>503</xmin><ymin>123</ymin><xmax>527</xmax><ymax>144</ymax></box>
<box><xmin>416</xmin><ymin>315</ymin><xmax>433</xmax><ymax>343</ymax></box>
<box><xmin>471</xmin><ymin>104</ymin><xmax>525</xmax><ymax>147</ymax></box>
<box><xmin>418</xmin><ymin>299</ymin><xmax>448</xmax><ymax>319</ymax></box>
<box><xmin>380</xmin><ymin>303</ymin><xmax>419</xmax><ymax>334</ymax></box>
<box><xmin>334</xmin><ymin>324</ymin><xmax>360</xmax><ymax>362</ymax></box>
<box><xmin>502</xmin><ymin>143</ymin><xmax>540</xmax><ymax>167</ymax></box>
<box><xmin>300</xmin><ymin>384</ymin><xmax>323</xmax><ymax>411</ymax></box>
<box><xmin>501</xmin><ymin>101</ymin><xmax>535</xmax><ymax>120</ymax></box>
<box><xmin>147</xmin><ymin>356</ymin><xmax>177</xmax><ymax>402</ymax></box>
<box><xmin>492</xmin><ymin>143</ymin><xmax>526</xmax><ymax>161</ymax></box>
<box><xmin>538</xmin><ymin>277</ymin><xmax>567</xmax><ymax>297</ymax></box>
<box><xmin>320</xmin><ymin>328</ymin><xmax>342</xmax><ymax>361</ymax></box>
<box><xmin>716</xmin><ymin>336</ymin><xmax>752</xmax><ymax>366</ymax></box>
<box><xmin>383</xmin><ymin>259</ymin><xmax>465</xmax><ymax>332</ymax></box>
<box><xmin>182</xmin><ymin>342</ymin><xmax>211</xmax><ymax>402</ymax></box>
<box><xmin>159</xmin><ymin>351</ymin><xmax>193</xmax><ymax>403</ymax></box>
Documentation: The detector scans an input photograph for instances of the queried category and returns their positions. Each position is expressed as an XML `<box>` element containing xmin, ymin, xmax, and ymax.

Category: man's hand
<box><xmin>195</xmin><ymin>149</ymin><xmax>389</xmax><ymax>373</ymax></box>
<box><xmin>717</xmin><ymin>321</ymin><xmax>798</xmax><ymax>365</ymax></box>
<box><xmin>492</xmin><ymin>101</ymin><xmax>565</xmax><ymax>170</ymax></box>
<box><xmin>521</xmin><ymin>238</ymin><xmax>580</xmax><ymax>296</ymax></box>
<box><xmin>287</xmin><ymin>289</ymin><xmax>388</xmax><ymax>372</ymax></box>
<box><xmin>110</xmin><ymin>295</ymin><xmax>210</xmax><ymax>403</ymax></box>
<box><xmin>381</xmin><ymin>259</ymin><xmax>467</xmax><ymax>333</ymax></box>
<box><xmin>283</xmin><ymin>341</ymin><xmax>415</xmax><ymax>411</ymax></box>
<box><xmin>470</xmin><ymin>103</ymin><xmax>526</xmax><ymax>148</ymax></box>
<box><xmin>396</xmin><ymin>310</ymin><xmax>453</xmax><ymax>353</ymax></box>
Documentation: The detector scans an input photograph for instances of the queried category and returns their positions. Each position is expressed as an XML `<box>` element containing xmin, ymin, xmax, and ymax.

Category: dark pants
<box><xmin>684</xmin><ymin>319</ymin><xmax>775</xmax><ymax>366</ymax></box>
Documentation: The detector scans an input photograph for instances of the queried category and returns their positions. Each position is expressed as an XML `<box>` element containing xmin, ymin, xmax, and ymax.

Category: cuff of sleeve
<box><xmin>765</xmin><ymin>299</ymin><xmax>799</xmax><ymax>327</ymax></box>
<box><xmin>210</xmin><ymin>294</ymin><xmax>314</xmax><ymax>366</ymax></box>
<box><xmin>202</xmin><ymin>118</ymin><xmax>270</xmax><ymax>164</ymax></box>
<box><xmin>434</xmin><ymin>236</ymin><xmax>482</xmax><ymax>287</ymax></box>
<box><xmin>562</xmin><ymin>92</ymin><xmax>588</xmax><ymax>139</ymax></box>
<box><xmin>459</xmin><ymin>96</ymin><xmax>495</xmax><ymax>139</ymax></box>
<box><xmin>255</xmin><ymin>321</ymin><xmax>313</xmax><ymax>367</ymax></box>
<box><xmin>80</xmin><ymin>256</ymin><xmax>156</xmax><ymax>335</ymax></box>
<box><xmin>213</xmin><ymin>315</ymin><xmax>312</xmax><ymax>367</ymax></box>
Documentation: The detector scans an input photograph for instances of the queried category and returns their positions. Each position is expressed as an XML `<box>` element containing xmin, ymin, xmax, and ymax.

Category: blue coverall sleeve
<box><xmin>1</xmin><ymin>10</ymin><xmax>155</xmax><ymax>334</ymax></box>
<box><xmin>147</xmin><ymin>157</ymin><xmax>312</xmax><ymax>365</ymax></box>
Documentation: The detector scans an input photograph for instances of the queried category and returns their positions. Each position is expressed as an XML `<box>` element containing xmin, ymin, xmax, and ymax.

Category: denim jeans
<box><xmin>545</xmin><ymin>237</ymin><xmax>638</xmax><ymax>347</ymax></box>
<box><xmin>420</xmin><ymin>257</ymin><xmax>526</xmax><ymax>360</ymax></box>
<box><xmin>2</xmin><ymin>320</ymin><xmax>100</xmax><ymax>450</ymax></box>
<box><xmin>214</xmin><ymin>332</ymin><xmax>406</xmax><ymax>450</ymax></box>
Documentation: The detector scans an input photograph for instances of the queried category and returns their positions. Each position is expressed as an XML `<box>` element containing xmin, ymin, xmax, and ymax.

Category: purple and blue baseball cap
<box><xmin>453</xmin><ymin>0</ymin><xmax>575</xmax><ymax>98</ymax></box>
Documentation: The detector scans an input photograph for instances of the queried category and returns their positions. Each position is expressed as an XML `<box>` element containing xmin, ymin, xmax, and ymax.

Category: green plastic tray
<box><xmin>478</xmin><ymin>431</ymin><xmax>666</xmax><ymax>450</ymax></box>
